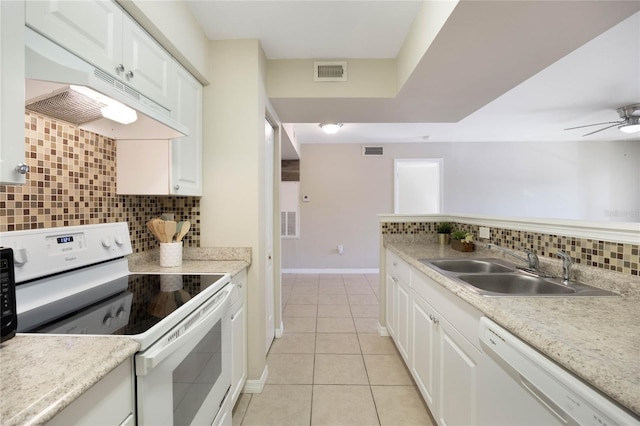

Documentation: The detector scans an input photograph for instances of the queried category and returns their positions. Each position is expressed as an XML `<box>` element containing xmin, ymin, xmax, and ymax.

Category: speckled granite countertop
<box><xmin>0</xmin><ymin>336</ymin><xmax>139</xmax><ymax>426</ymax></box>
<box><xmin>385</xmin><ymin>241</ymin><xmax>640</xmax><ymax>418</ymax></box>
<box><xmin>0</xmin><ymin>247</ymin><xmax>250</xmax><ymax>426</ymax></box>
<box><xmin>127</xmin><ymin>246</ymin><xmax>251</xmax><ymax>276</ymax></box>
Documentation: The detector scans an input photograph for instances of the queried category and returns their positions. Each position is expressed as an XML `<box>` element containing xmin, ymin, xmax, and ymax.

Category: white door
<box><xmin>394</xmin><ymin>159</ymin><xmax>442</xmax><ymax>214</ymax></box>
<box><xmin>264</xmin><ymin>120</ymin><xmax>275</xmax><ymax>353</ymax></box>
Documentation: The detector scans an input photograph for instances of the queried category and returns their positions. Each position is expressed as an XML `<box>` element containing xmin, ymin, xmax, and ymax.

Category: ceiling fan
<box><xmin>564</xmin><ymin>104</ymin><xmax>640</xmax><ymax>136</ymax></box>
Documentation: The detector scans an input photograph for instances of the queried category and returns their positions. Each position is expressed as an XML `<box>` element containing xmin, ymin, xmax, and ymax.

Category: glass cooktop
<box><xmin>23</xmin><ymin>273</ymin><xmax>225</xmax><ymax>336</ymax></box>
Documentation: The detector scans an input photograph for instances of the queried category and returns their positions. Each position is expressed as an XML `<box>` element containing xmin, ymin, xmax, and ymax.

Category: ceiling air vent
<box><xmin>314</xmin><ymin>61</ymin><xmax>347</xmax><ymax>82</ymax></box>
<box><xmin>363</xmin><ymin>146</ymin><xmax>384</xmax><ymax>157</ymax></box>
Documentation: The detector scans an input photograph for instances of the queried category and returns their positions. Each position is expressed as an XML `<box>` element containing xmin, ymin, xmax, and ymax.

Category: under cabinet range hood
<box><xmin>24</xmin><ymin>27</ymin><xmax>188</xmax><ymax>140</ymax></box>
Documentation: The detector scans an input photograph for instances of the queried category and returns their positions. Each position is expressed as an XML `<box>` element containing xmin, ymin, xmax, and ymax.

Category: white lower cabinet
<box><xmin>230</xmin><ymin>269</ymin><xmax>248</xmax><ymax>406</ymax></box>
<box><xmin>395</xmin><ymin>278</ymin><xmax>411</xmax><ymax>362</ymax></box>
<box><xmin>437</xmin><ymin>313</ymin><xmax>480</xmax><ymax>426</ymax></box>
<box><xmin>386</xmin><ymin>249</ymin><xmax>482</xmax><ymax>426</ymax></box>
<box><xmin>385</xmin><ymin>272</ymin><xmax>397</xmax><ymax>338</ymax></box>
<box><xmin>47</xmin><ymin>358</ymin><xmax>134</xmax><ymax>426</ymax></box>
<box><xmin>411</xmin><ymin>293</ymin><xmax>437</xmax><ymax>408</ymax></box>
<box><xmin>385</xmin><ymin>252</ymin><xmax>411</xmax><ymax>361</ymax></box>
<box><xmin>411</xmin><ymin>290</ymin><xmax>480</xmax><ymax>425</ymax></box>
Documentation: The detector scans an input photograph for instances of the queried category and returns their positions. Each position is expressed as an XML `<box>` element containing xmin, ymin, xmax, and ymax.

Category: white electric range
<box><xmin>0</xmin><ymin>222</ymin><xmax>233</xmax><ymax>426</ymax></box>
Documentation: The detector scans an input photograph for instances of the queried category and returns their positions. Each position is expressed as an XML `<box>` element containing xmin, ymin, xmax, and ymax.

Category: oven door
<box><xmin>135</xmin><ymin>285</ymin><xmax>232</xmax><ymax>426</ymax></box>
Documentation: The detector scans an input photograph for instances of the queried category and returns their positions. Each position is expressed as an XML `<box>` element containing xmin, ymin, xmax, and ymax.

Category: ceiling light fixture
<box><xmin>319</xmin><ymin>123</ymin><xmax>343</xmax><ymax>135</ymax></box>
<box><xmin>619</xmin><ymin>117</ymin><xmax>640</xmax><ymax>133</ymax></box>
<box><xmin>70</xmin><ymin>85</ymin><xmax>138</xmax><ymax>124</ymax></box>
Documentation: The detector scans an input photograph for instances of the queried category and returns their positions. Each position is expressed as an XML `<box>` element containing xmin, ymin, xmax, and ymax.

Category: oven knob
<box><xmin>103</xmin><ymin>314</ymin><xmax>114</xmax><ymax>327</ymax></box>
<box><xmin>116</xmin><ymin>308</ymin><xmax>126</xmax><ymax>320</ymax></box>
<box><xmin>13</xmin><ymin>248</ymin><xmax>29</xmax><ymax>265</ymax></box>
<box><xmin>101</xmin><ymin>237</ymin><xmax>112</xmax><ymax>248</ymax></box>
<box><xmin>114</xmin><ymin>235</ymin><xmax>124</xmax><ymax>246</ymax></box>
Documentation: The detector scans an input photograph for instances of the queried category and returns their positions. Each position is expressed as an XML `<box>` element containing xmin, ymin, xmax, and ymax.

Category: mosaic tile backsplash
<box><xmin>0</xmin><ymin>112</ymin><xmax>200</xmax><ymax>252</ymax></box>
<box><xmin>381</xmin><ymin>222</ymin><xmax>639</xmax><ymax>276</ymax></box>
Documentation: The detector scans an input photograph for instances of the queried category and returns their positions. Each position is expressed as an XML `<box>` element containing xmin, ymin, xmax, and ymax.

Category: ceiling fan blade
<box><xmin>564</xmin><ymin>121</ymin><xmax>623</xmax><ymax>131</ymax></box>
<box><xmin>582</xmin><ymin>123</ymin><xmax>622</xmax><ymax>137</ymax></box>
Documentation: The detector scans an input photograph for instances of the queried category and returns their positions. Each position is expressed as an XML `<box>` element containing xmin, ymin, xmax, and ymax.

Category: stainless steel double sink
<box><xmin>418</xmin><ymin>258</ymin><xmax>618</xmax><ymax>297</ymax></box>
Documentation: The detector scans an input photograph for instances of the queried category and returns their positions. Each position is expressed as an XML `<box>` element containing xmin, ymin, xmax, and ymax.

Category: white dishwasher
<box><xmin>478</xmin><ymin>317</ymin><xmax>639</xmax><ymax>426</ymax></box>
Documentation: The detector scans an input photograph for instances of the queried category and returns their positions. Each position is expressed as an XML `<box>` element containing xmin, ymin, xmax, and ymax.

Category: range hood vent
<box><xmin>26</xmin><ymin>87</ymin><xmax>103</xmax><ymax>125</ymax></box>
<box><xmin>24</xmin><ymin>27</ymin><xmax>188</xmax><ymax>140</ymax></box>
<box><xmin>363</xmin><ymin>146</ymin><xmax>384</xmax><ymax>157</ymax></box>
<box><xmin>314</xmin><ymin>61</ymin><xmax>347</xmax><ymax>82</ymax></box>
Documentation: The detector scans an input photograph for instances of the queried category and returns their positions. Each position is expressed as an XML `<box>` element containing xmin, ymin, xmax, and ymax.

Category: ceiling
<box><xmin>186</xmin><ymin>1</ymin><xmax>640</xmax><ymax>149</ymax></box>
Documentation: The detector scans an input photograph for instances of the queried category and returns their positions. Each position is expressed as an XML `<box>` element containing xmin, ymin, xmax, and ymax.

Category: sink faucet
<box><xmin>487</xmin><ymin>243</ymin><xmax>539</xmax><ymax>271</ymax></box>
<box><xmin>556</xmin><ymin>251</ymin><xmax>573</xmax><ymax>284</ymax></box>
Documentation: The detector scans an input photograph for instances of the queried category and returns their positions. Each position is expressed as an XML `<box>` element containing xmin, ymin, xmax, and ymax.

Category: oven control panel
<box><xmin>0</xmin><ymin>223</ymin><xmax>132</xmax><ymax>284</ymax></box>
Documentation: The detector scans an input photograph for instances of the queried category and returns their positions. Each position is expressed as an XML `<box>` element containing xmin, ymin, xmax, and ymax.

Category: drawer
<box><xmin>386</xmin><ymin>250</ymin><xmax>411</xmax><ymax>285</ymax></box>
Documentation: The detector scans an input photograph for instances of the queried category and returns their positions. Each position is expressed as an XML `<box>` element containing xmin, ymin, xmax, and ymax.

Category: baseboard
<box><xmin>242</xmin><ymin>365</ymin><xmax>268</xmax><ymax>394</ymax></box>
<box><xmin>282</xmin><ymin>268</ymin><xmax>379</xmax><ymax>274</ymax></box>
<box><xmin>275</xmin><ymin>320</ymin><xmax>284</xmax><ymax>338</ymax></box>
<box><xmin>377</xmin><ymin>322</ymin><xmax>389</xmax><ymax>336</ymax></box>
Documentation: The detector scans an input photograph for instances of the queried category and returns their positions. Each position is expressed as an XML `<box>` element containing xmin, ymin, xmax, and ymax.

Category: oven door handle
<box><xmin>136</xmin><ymin>285</ymin><xmax>233</xmax><ymax>376</ymax></box>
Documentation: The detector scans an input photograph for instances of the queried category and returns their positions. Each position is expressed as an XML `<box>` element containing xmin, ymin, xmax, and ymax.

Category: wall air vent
<box><xmin>363</xmin><ymin>146</ymin><xmax>384</xmax><ymax>157</ymax></box>
<box><xmin>314</xmin><ymin>61</ymin><xmax>347</xmax><ymax>82</ymax></box>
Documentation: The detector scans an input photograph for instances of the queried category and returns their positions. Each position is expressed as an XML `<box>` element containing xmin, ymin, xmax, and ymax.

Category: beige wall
<box><xmin>282</xmin><ymin>139</ymin><xmax>640</xmax><ymax>270</ymax></box>
<box><xmin>282</xmin><ymin>143</ymin><xmax>433</xmax><ymax>270</ymax></box>
<box><xmin>200</xmin><ymin>39</ymin><xmax>277</xmax><ymax>383</ymax></box>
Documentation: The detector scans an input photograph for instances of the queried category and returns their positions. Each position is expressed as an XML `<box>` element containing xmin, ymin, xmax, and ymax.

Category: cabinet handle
<box><xmin>392</xmin><ymin>261</ymin><xmax>397</xmax><ymax>266</ymax></box>
<box><xmin>126</xmin><ymin>70</ymin><xmax>134</xmax><ymax>79</ymax></box>
<box><xmin>237</xmin><ymin>283</ymin><xmax>243</xmax><ymax>288</ymax></box>
<box><xmin>174</xmin><ymin>185</ymin><xmax>180</xmax><ymax>191</ymax></box>
<box><xmin>391</xmin><ymin>277</ymin><xmax>398</xmax><ymax>282</ymax></box>
<box><xmin>116</xmin><ymin>64</ymin><xmax>125</xmax><ymax>73</ymax></box>
<box><xmin>429</xmin><ymin>314</ymin><xmax>439</xmax><ymax>325</ymax></box>
<box><xmin>15</xmin><ymin>163</ymin><xmax>29</xmax><ymax>174</ymax></box>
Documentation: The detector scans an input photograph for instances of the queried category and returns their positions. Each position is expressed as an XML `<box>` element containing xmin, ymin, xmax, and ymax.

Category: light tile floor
<box><xmin>232</xmin><ymin>273</ymin><xmax>435</xmax><ymax>426</ymax></box>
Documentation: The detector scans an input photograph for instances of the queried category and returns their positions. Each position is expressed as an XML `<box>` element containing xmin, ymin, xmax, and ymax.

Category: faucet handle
<box><xmin>556</xmin><ymin>251</ymin><xmax>573</xmax><ymax>283</ymax></box>
<box><xmin>524</xmin><ymin>249</ymin><xmax>539</xmax><ymax>270</ymax></box>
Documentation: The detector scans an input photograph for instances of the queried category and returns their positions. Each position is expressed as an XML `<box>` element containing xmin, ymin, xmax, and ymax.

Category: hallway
<box><xmin>232</xmin><ymin>273</ymin><xmax>434</xmax><ymax>425</ymax></box>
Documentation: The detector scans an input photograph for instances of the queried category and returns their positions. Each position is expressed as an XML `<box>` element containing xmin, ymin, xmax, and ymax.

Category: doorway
<box><xmin>394</xmin><ymin>158</ymin><xmax>443</xmax><ymax>214</ymax></box>
<box><xmin>264</xmin><ymin>119</ymin><xmax>275</xmax><ymax>353</ymax></box>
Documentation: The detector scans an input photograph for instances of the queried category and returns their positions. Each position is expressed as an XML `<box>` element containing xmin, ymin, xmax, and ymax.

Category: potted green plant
<box><xmin>436</xmin><ymin>222</ymin><xmax>453</xmax><ymax>245</ymax></box>
<box><xmin>451</xmin><ymin>230</ymin><xmax>475</xmax><ymax>252</ymax></box>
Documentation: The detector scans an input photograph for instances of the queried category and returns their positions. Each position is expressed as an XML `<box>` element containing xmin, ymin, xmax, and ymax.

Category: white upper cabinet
<box><xmin>116</xmin><ymin>62</ymin><xmax>203</xmax><ymax>196</ymax></box>
<box><xmin>170</xmin><ymin>63</ymin><xmax>203</xmax><ymax>196</ymax></box>
<box><xmin>26</xmin><ymin>0</ymin><xmax>173</xmax><ymax>109</ymax></box>
<box><xmin>121</xmin><ymin>17</ymin><xmax>174</xmax><ymax>109</ymax></box>
<box><xmin>0</xmin><ymin>0</ymin><xmax>26</xmax><ymax>185</ymax></box>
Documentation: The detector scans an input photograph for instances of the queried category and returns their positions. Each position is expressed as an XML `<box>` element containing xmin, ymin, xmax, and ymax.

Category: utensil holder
<box><xmin>160</xmin><ymin>242</ymin><xmax>183</xmax><ymax>267</ymax></box>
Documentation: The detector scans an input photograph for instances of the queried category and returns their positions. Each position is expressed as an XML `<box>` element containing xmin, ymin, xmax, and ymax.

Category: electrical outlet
<box><xmin>337</xmin><ymin>244</ymin><xmax>344</xmax><ymax>254</ymax></box>
<box><xmin>479</xmin><ymin>226</ymin><xmax>490</xmax><ymax>239</ymax></box>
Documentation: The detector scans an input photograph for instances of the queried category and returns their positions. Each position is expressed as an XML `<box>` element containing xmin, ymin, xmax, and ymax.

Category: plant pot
<box><xmin>452</xmin><ymin>240</ymin><xmax>474</xmax><ymax>252</ymax></box>
<box><xmin>437</xmin><ymin>233</ymin><xmax>450</xmax><ymax>245</ymax></box>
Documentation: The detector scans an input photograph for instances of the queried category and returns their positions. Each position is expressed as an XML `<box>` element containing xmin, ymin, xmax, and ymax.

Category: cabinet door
<box><xmin>396</xmin><ymin>279</ymin><xmax>411</xmax><ymax>362</ymax></box>
<box><xmin>122</xmin><ymin>17</ymin><xmax>173</xmax><ymax>108</ymax></box>
<box><xmin>26</xmin><ymin>0</ymin><xmax>123</xmax><ymax>76</ymax></box>
<box><xmin>170</xmin><ymin>66</ymin><xmax>202</xmax><ymax>196</ymax></box>
<box><xmin>385</xmin><ymin>273</ymin><xmax>397</xmax><ymax>338</ymax></box>
<box><xmin>437</xmin><ymin>319</ymin><xmax>480</xmax><ymax>426</ymax></box>
<box><xmin>230</xmin><ymin>302</ymin><xmax>246</xmax><ymax>404</ymax></box>
<box><xmin>0</xmin><ymin>0</ymin><xmax>26</xmax><ymax>185</ymax></box>
<box><xmin>411</xmin><ymin>294</ymin><xmax>437</xmax><ymax>411</ymax></box>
